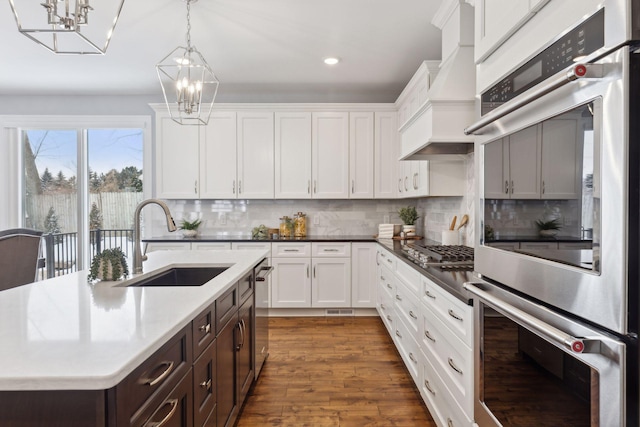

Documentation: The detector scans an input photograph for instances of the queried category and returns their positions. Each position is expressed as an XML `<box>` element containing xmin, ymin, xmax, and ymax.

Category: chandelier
<box><xmin>8</xmin><ymin>0</ymin><xmax>126</xmax><ymax>55</ymax></box>
<box><xmin>156</xmin><ymin>0</ymin><xmax>219</xmax><ymax>126</ymax></box>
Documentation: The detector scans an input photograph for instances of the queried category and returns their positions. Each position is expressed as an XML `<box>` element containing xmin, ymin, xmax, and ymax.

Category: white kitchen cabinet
<box><xmin>311</xmin><ymin>258</ymin><xmax>351</xmax><ymax>308</ymax></box>
<box><xmin>200</xmin><ymin>112</ymin><xmax>238</xmax><ymax>199</ymax></box>
<box><xmin>144</xmin><ymin>242</ymin><xmax>191</xmax><ymax>253</ymax></box>
<box><xmin>475</xmin><ymin>0</ymin><xmax>536</xmax><ymax>63</ymax></box>
<box><xmin>270</xmin><ymin>257</ymin><xmax>311</xmax><ymax>308</ymax></box>
<box><xmin>312</xmin><ymin>112</ymin><xmax>349</xmax><ymax>198</ymax></box>
<box><xmin>156</xmin><ymin>116</ymin><xmax>200</xmax><ymax>199</ymax></box>
<box><xmin>349</xmin><ymin>112</ymin><xmax>375</xmax><ymax>199</ymax></box>
<box><xmin>484</xmin><ymin>126</ymin><xmax>540</xmax><ymax>199</ymax></box>
<box><xmin>237</xmin><ymin>112</ymin><xmax>275</xmax><ymax>199</ymax></box>
<box><xmin>351</xmin><ymin>243</ymin><xmax>377</xmax><ymax>308</ymax></box>
<box><xmin>541</xmin><ymin>118</ymin><xmax>580</xmax><ymax>199</ymax></box>
<box><xmin>414</xmin><ymin>160</ymin><xmax>466</xmax><ymax>197</ymax></box>
<box><xmin>374</xmin><ymin>112</ymin><xmax>398</xmax><ymax>199</ymax></box>
<box><xmin>274</xmin><ymin>112</ymin><xmax>312</xmax><ymax>199</ymax></box>
<box><xmin>231</xmin><ymin>242</ymin><xmax>271</xmax><ymax>251</ymax></box>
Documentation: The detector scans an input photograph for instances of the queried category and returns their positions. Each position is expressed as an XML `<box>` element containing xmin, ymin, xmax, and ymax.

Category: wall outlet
<box><xmin>383</xmin><ymin>214</ymin><xmax>390</xmax><ymax>223</ymax></box>
<box><xmin>219</xmin><ymin>212</ymin><xmax>226</xmax><ymax>225</ymax></box>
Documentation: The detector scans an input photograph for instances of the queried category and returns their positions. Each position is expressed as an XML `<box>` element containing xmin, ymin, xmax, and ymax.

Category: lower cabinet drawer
<box><xmin>115</xmin><ymin>326</ymin><xmax>193</xmax><ymax>426</ymax></box>
<box><xmin>394</xmin><ymin>316</ymin><xmax>420</xmax><ymax>384</ymax></box>
<box><xmin>420</xmin><ymin>349</ymin><xmax>472</xmax><ymax>427</ymax></box>
<box><xmin>192</xmin><ymin>304</ymin><xmax>215</xmax><ymax>359</ymax></box>
<box><xmin>216</xmin><ymin>283</ymin><xmax>239</xmax><ymax>332</ymax></box>
<box><xmin>421</xmin><ymin>306</ymin><xmax>473</xmax><ymax>419</ymax></box>
<box><xmin>131</xmin><ymin>369</ymin><xmax>194</xmax><ymax>427</ymax></box>
<box><xmin>422</xmin><ymin>276</ymin><xmax>473</xmax><ymax>347</ymax></box>
<box><xmin>193</xmin><ymin>340</ymin><xmax>217</xmax><ymax>427</ymax></box>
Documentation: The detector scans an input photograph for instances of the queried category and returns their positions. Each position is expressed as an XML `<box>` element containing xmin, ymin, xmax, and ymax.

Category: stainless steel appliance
<box><xmin>404</xmin><ymin>243</ymin><xmax>474</xmax><ymax>270</ymax></box>
<box><xmin>254</xmin><ymin>258</ymin><xmax>272</xmax><ymax>379</ymax></box>
<box><xmin>465</xmin><ymin>1</ymin><xmax>640</xmax><ymax>425</ymax></box>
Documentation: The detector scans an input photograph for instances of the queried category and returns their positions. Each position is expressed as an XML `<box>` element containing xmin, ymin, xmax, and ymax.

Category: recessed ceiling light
<box><xmin>324</xmin><ymin>57</ymin><xmax>340</xmax><ymax>65</ymax></box>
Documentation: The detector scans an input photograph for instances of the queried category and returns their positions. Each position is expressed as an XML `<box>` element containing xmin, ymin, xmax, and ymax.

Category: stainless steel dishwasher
<box><xmin>254</xmin><ymin>258</ymin><xmax>273</xmax><ymax>379</ymax></box>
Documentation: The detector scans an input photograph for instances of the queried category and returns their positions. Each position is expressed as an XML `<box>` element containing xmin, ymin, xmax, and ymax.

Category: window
<box><xmin>1</xmin><ymin>116</ymin><xmax>151</xmax><ymax>279</ymax></box>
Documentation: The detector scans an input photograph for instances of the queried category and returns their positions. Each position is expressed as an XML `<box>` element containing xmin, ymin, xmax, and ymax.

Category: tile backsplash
<box><xmin>147</xmin><ymin>153</ymin><xmax>476</xmax><ymax>244</ymax></box>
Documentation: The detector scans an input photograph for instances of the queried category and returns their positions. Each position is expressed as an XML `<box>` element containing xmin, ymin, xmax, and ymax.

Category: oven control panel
<box><xmin>481</xmin><ymin>8</ymin><xmax>605</xmax><ymax>115</ymax></box>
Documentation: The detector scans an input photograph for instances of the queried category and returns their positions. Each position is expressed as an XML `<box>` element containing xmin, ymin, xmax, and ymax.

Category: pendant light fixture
<box><xmin>156</xmin><ymin>0</ymin><xmax>219</xmax><ymax>126</ymax></box>
<box><xmin>8</xmin><ymin>0</ymin><xmax>125</xmax><ymax>55</ymax></box>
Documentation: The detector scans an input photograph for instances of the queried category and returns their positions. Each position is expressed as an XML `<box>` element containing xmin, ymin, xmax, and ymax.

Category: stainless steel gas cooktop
<box><xmin>403</xmin><ymin>243</ymin><xmax>474</xmax><ymax>270</ymax></box>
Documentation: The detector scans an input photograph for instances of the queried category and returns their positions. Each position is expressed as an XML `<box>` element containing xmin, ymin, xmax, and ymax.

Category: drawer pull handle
<box><xmin>386</xmin><ymin>315</ymin><xmax>392</xmax><ymax>321</ymax></box>
<box><xmin>145</xmin><ymin>398</ymin><xmax>178</xmax><ymax>427</ymax></box>
<box><xmin>380</xmin><ymin>275</ymin><xmax>385</xmax><ymax>281</ymax></box>
<box><xmin>395</xmin><ymin>295</ymin><xmax>402</xmax><ymax>301</ymax></box>
<box><xmin>323</xmin><ymin>248</ymin><xmax>339</xmax><ymax>252</ymax></box>
<box><xmin>387</xmin><ymin>258</ymin><xmax>392</xmax><ymax>264</ymax></box>
<box><xmin>143</xmin><ymin>361</ymin><xmax>175</xmax><ymax>387</ymax></box>
<box><xmin>380</xmin><ymin>253</ymin><xmax>386</xmax><ymax>258</ymax></box>
<box><xmin>424</xmin><ymin>379</ymin><xmax>435</xmax><ymax>395</ymax></box>
<box><xmin>448</xmin><ymin>309</ymin><xmax>463</xmax><ymax>322</ymax></box>
<box><xmin>409</xmin><ymin>352</ymin><xmax>417</xmax><ymax>363</ymax></box>
<box><xmin>424</xmin><ymin>330</ymin><xmax>436</xmax><ymax>342</ymax></box>
<box><xmin>448</xmin><ymin>357</ymin><xmax>463</xmax><ymax>375</ymax></box>
<box><xmin>425</xmin><ymin>290</ymin><xmax>436</xmax><ymax>299</ymax></box>
<box><xmin>283</xmin><ymin>249</ymin><xmax>299</xmax><ymax>252</ymax></box>
<box><xmin>409</xmin><ymin>310</ymin><xmax>417</xmax><ymax>320</ymax></box>
<box><xmin>448</xmin><ymin>418</ymin><xmax>455</xmax><ymax>427</ymax></box>
<box><xmin>386</xmin><ymin>283</ymin><xmax>392</xmax><ymax>289</ymax></box>
<box><xmin>199</xmin><ymin>379</ymin><xmax>212</xmax><ymax>391</ymax></box>
<box><xmin>199</xmin><ymin>323</ymin><xmax>211</xmax><ymax>334</ymax></box>
<box><xmin>395</xmin><ymin>330</ymin><xmax>402</xmax><ymax>338</ymax></box>
<box><xmin>380</xmin><ymin>303</ymin><xmax>386</xmax><ymax>310</ymax></box>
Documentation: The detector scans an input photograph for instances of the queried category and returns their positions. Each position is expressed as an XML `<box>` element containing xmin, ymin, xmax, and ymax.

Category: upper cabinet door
<box><xmin>475</xmin><ymin>0</ymin><xmax>531</xmax><ymax>63</ymax></box>
<box><xmin>509</xmin><ymin>125</ymin><xmax>541</xmax><ymax>199</ymax></box>
<box><xmin>201</xmin><ymin>111</ymin><xmax>238</xmax><ymax>199</ymax></box>
<box><xmin>484</xmin><ymin>138</ymin><xmax>509</xmax><ymax>199</ymax></box>
<box><xmin>237</xmin><ymin>112</ymin><xmax>275</xmax><ymax>199</ymax></box>
<box><xmin>349</xmin><ymin>112</ymin><xmax>374</xmax><ymax>199</ymax></box>
<box><xmin>541</xmin><ymin>118</ymin><xmax>580</xmax><ymax>199</ymax></box>
<box><xmin>374</xmin><ymin>112</ymin><xmax>398</xmax><ymax>199</ymax></box>
<box><xmin>156</xmin><ymin>115</ymin><xmax>200</xmax><ymax>199</ymax></box>
<box><xmin>312</xmin><ymin>112</ymin><xmax>349</xmax><ymax>199</ymax></box>
<box><xmin>274</xmin><ymin>112</ymin><xmax>312</xmax><ymax>199</ymax></box>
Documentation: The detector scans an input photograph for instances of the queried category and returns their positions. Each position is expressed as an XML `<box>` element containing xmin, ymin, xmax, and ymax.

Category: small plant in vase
<box><xmin>398</xmin><ymin>206</ymin><xmax>419</xmax><ymax>237</ymax></box>
<box><xmin>88</xmin><ymin>247</ymin><xmax>129</xmax><ymax>282</ymax></box>
<box><xmin>180</xmin><ymin>219</ymin><xmax>202</xmax><ymax>238</ymax></box>
<box><xmin>535</xmin><ymin>218</ymin><xmax>562</xmax><ymax>237</ymax></box>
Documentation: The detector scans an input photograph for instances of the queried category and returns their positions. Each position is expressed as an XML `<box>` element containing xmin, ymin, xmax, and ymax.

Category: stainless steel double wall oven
<box><xmin>466</xmin><ymin>1</ymin><xmax>640</xmax><ymax>425</ymax></box>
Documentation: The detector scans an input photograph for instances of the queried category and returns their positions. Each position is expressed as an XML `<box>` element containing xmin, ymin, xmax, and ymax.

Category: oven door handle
<box><xmin>464</xmin><ymin>63</ymin><xmax>603</xmax><ymax>135</ymax></box>
<box><xmin>464</xmin><ymin>282</ymin><xmax>600</xmax><ymax>354</ymax></box>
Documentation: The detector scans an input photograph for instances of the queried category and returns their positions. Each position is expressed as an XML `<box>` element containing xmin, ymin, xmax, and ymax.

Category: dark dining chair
<box><xmin>0</xmin><ymin>228</ymin><xmax>43</xmax><ymax>292</ymax></box>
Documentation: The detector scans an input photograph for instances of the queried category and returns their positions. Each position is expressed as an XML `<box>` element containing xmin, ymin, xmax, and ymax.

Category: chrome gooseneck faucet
<box><xmin>133</xmin><ymin>199</ymin><xmax>177</xmax><ymax>274</ymax></box>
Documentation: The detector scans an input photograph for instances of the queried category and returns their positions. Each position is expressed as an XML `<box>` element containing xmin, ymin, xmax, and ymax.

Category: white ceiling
<box><xmin>0</xmin><ymin>0</ymin><xmax>443</xmax><ymax>103</ymax></box>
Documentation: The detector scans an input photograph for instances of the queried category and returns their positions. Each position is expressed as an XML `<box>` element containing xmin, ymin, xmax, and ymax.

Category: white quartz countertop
<box><xmin>0</xmin><ymin>249</ymin><xmax>268</xmax><ymax>391</ymax></box>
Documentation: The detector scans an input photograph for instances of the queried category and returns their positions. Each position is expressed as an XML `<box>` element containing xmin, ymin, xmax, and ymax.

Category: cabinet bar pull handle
<box><xmin>199</xmin><ymin>379</ymin><xmax>212</xmax><ymax>390</ymax></box>
<box><xmin>352</xmin><ymin>179</ymin><xmax>355</xmax><ymax>194</ymax></box>
<box><xmin>425</xmin><ymin>290</ymin><xmax>436</xmax><ymax>299</ymax></box>
<box><xmin>424</xmin><ymin>379</ymin><xmax>436</xmax><ymax>395</ymax></box>
<box><xmin>395</xmin><ymin>294</ymin><xmax>402</xmax><ymax>301</ymax></box>
<box><xmin>395</xmin><ymin>330</ymin><xmax>402</xmax><ymax>338</ymax></box>
<box><xmin>380</xmin><ymin>275</ymin><xmax>385</xmax><ymax>281</ymax></box>
<box><xmin>307</xmin><ymin>266</ymin><xmax>310</xmax><ymax>278</ymax></box>
<box><xmin>542</xmin><ymin>180</ymin><xmax>546</xmax><ymax>194</ymax></box>
<box><xmin>447</xmin><ymin>418</ymin><xmax>455</xmax><ymax>427</ymax></box>
<box><xmin>386</xmin><ymin>314</ymin><xmax>392</xmax><ymax>321</ymax></box>
<box><xmin>314</xmin><ymin>180</ymin><xmax>317</xmax><ymax>193</ymax></box>
<box><xmin>144</xmin><ymin>399</ymin><xmax>178</xmax><ymax>427</ymax></box>
<box><xmin>386</xmin><ymin>283</ymin><xmax>392</xmax><ymax>289</ymax></box>
<box><xmin>241</xmin><ymin>319</ymin><xmax>246</xmax><ymax>347</ymax></box>
<box><xmin>283</xmin><ymin>249</ymin><xmax>299</xmax><ymax>252</ymax></box>
<box><xmin>233</xmin><ymin>180</ymin><xmax>236</xmax><ymax>194</ymax></box>
<box><xmin>308</xmin><ymin>180</ymin><xmax>311</xmax><ymax>194</ymax></box>
<box><xmin>387</xmin><ymin>258</ymin><xmax>392</xmax><ymax>265</ymax></box>
<box><xmin>313</xmin><ymin>266</ymin><xmax>316</xmax><ymax>278</ymax></box>
<box><xmin>381</xmin><ymin>303</ymin><xmax>386</xmax><ymax>310</ymax></box>
<box><xmin>404</xmin><ymin>177</ymin><xmax>408</xmax><ymax>191</ymax></box>
<box><xmin>504</xmin><ymin>180</ymin><xmax>509</xmax><ymax>194</ymax></box>
<box><xmin>239</xmin><ymin>180</ymin><xmax>242</xmax><ymax>194</ymax></box>
<box><xmin>398</xmin><ymin>178</ymin><xmax>403</xmax><ymax>192</ymax></box>
<box><xmin>142</xmin><ymin>361</ymin><xmax>175</xmax><ymax>387</ymax></box>
<box><xmin>424</xmin><ymin>330</ymin><xmax>436</xmax><ymax>342</ymax></box>
<box><xmin>448</xmin><ymin>357</ymin><xmax>463</xmax><ymax>375</ymax></box>
<box><xmin>409</xmin><ymin>352</ymin><xmax>417</xmax><ymax>363</ymax></box>
<box><xmin>194</xmin><ymin>180</ymin><xmax>197</xmax><ymax>194</ymax></box>
<box><xmin>323</xmin><ymin>248</ymin><xmax>339</xmax><ymax>252</ymax></box>
<box><xmin>236</xmin><ymin>321</ymin><xmax>245</xmax><ymax>351</ymax></box>
<box><xmin>511</xmin><ymin>180</ymin><xmax>514</xmax><ymax>194</ymax></box>
<box><xmin>448</xmin><ymin>309</ymin><xmax>463</xmax><ymax>321</ymax></box>
<box><xmin>199</xmin><ymin>323</ymin><xmax>211</xmax><ymax>334</ymax></box>
<box><xmin>413</xmin><ymin>173</ymin><xmax>418</xmax><ymax>190</ymax></box>
<box><xmin>409</xmin><ymin>310</ymin><xmax>417</xmax><ymax>319</ymax></box>
<box><xmin>376</xmin><ymin>252</ymin><xmax>380</xmax><ymax>266</ymax></box>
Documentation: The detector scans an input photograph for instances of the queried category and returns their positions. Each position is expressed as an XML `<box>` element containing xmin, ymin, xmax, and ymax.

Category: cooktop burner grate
<box><xmin>403</xmin><ymin>244</ymin><xmax>474</xmax><ymax>270</ymax></box>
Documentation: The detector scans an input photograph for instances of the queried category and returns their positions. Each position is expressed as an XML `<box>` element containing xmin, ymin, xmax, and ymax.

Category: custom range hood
<box><xmin>398</xmin><ymin>0</ymin><xmax>475</xmax><ymax>160</ymax></box>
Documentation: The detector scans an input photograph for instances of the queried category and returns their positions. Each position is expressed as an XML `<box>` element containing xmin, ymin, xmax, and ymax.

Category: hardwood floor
<box><xmin>237</xmin><ymin>316</ymin><xmax>436</xmax><ymax>427</ymax></box>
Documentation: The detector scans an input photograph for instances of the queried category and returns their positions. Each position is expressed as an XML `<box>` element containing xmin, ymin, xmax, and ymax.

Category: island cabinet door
<box><xmin>129</xmin><ymin>371</ymin><xmax>193</xmax><ymax>427</ymax></box>
<box><xmin>217</xmin><ymin>313</ymin><xmax>239</xmax><ymax>427</ymax></box>
<box><xmin>193</xmin><ymin>340</ymin><xmax>217</xmax><ymax>427</ymax></box>
<box><xmin>236</xmin><ymin>297</ymin><xmax>254</xmax><ymax>405</ymax></box>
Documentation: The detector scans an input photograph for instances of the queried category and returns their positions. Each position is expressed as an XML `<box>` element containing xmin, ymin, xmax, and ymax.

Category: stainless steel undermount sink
<box><xmin>124</xmin><ymin>266</ymin><xmax>229</xmax><ymax>287</ymax></box>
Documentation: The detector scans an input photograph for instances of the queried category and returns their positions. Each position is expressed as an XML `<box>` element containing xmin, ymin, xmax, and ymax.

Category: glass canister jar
<box><xmin>294</xmin><ymin>212</ymin><xmax>307</xmax><ymax>237</ymax></box>
<box><xmin>279</xmin><ymin>216</ymin><xmax>293</xmax><ymax>239</ymax></box>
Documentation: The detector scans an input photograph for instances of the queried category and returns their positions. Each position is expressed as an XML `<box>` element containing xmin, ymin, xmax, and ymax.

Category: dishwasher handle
<box><xmin>255</xmin><ymin>265</ymin><xmax>274</xmax><ymax>282</ymax></box>
<box><xmin>464</xmin><ymin>282</ymin><xmax>601</xmax><ymax>354</ymax></box>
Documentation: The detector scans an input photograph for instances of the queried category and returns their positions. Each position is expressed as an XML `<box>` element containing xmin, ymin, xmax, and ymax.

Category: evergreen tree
<box><xmin>44</xmin><ymin>206</ymin><xmax>61</xmax><ymax>243</ymax></box>
<box><xmin>41</xmin><ymin>168</ymin><xmax>53</xmax><ymax>192</ymax></box>
<box><xmin>89</xmin><ymin>202</ymin><xmax>103</xmax><ymax>230</ymax></box>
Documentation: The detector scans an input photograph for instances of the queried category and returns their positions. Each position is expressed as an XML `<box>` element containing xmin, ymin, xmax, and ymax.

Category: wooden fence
<box><xmin>25</xmin><ymin>192</ymin><xmax>144</xmax><ymax>232</ymax></box>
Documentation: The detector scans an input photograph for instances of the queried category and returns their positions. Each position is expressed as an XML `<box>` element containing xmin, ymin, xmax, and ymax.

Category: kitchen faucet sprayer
<box><xmin>133</xmin><ymin>199</ymin><xmax>177</xmax><ymax>274</ymax></box>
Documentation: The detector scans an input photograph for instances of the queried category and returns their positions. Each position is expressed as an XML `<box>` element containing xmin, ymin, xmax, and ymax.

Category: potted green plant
<box><xmin>180</xmin><ymin>218</ymin><xmax>202</xmax><ymax>238</ymax></box>
<box><xmin>398</xmin><ymin>206</ymin><xmax>419</xmax><ymax>236</ymax></box>
<box><xmin>88</xmin><ymin>247</ymin><xmax>129</xmax><ymax>282</ymax></box>
<box><xmin>535</xmin><ymin>218</ymin><xmax>562</xmax><ymax>237</ymax></box>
